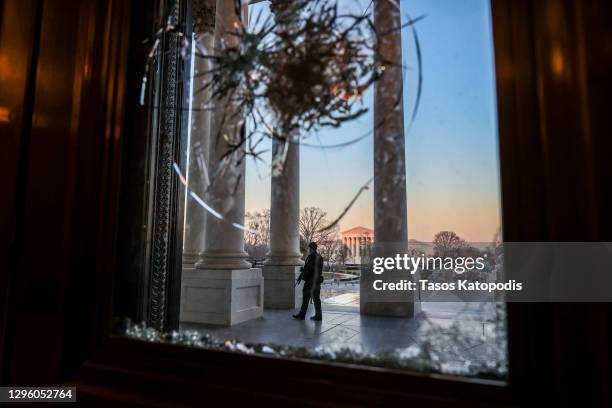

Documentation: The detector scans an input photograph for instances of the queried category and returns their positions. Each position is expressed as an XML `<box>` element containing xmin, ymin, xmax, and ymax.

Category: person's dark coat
<box><xmin>302</xmin><ymin>251</ymin><xmax>324</xmax><ymax>288</ymax></box>
<box><xmin>295</xmin><ymin>250</ymin><xmax>324</xmax><ymax>319</ymax></box>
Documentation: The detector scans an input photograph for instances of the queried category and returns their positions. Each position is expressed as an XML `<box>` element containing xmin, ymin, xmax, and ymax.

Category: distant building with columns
<box><xmin>341</xmin><ymin>226</ymin><xmax>374</xmax><ymax>265</ymax></box>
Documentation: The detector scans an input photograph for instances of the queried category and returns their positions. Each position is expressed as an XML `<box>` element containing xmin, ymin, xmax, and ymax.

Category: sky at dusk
<box><xmin>244</xmin><ymin>0</ymin><xmax>501</xmax><ymax>242</ymax></box>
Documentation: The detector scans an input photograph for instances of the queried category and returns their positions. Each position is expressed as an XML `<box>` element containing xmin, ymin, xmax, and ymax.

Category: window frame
<box><xmin>3</xmin><ymin>0</ymin><xmax>610</xmax><ymax>405</ymax></box>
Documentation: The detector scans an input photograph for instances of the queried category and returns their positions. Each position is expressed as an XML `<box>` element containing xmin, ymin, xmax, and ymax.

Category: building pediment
<box><xmin>341</xmin><ymin>226</ymin><xmax>374</xmax><ymax>236</ymax></box>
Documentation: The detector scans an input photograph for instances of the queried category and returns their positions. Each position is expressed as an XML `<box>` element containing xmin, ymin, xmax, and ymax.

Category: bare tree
<box><xmin>337</xmin><ymin>243</ymin><xmax>348</xmax><ymax>268</ymax></box>
<box><xmin>299</xmin><ymin>206</ymin><xmax>340</xmax><ymax>264</ymax></box>
<box><xmin>432</xmin><ymin>231</ymin><xmax>467</xmax><ymax>257</ymax></box>
<box><xmin>300</xmin><ymin>207</ymin><xmax>325</xmax><ymax>245</ymax></box>
<box><xmin>300</xmin><ymin>207</ymin><xmax>339</xmax><ymax>244</ymax></box>
<box><xmin>319</xmin><ymin>239</ymin><xmax>342</xmax><ymax>271</ymax></box>
<box><xmin>244</xmin><ymin>210</ymin><xmax>271</xmax><ymax>262</ymax></box>
<box><xmin>245</xmin><ymin>206</ymin><xmax>341</xmax><ymax>265</ymax></box>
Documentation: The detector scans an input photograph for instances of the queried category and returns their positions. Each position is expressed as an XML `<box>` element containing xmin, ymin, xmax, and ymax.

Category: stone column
<box><xmin>262</xmin><ymin>1</ymin><xmax>304</xmax><ymax>309</ymax></box>
<box><xmin>262</xmin><ymin>136</ymin><xmax>303</xmax><ymax>309</ymax></box>
<box><xmin>181</xmin><ymin>0</ymin><xmax>263</xmax><ymax>326</ymax></box>
<box><xmin>182</xmin><ymin>0</ymin><xmax>215</xmax><ymax>267</ymax></box>
<box><xmin>361</xmin><ymin>0</ymin><xmax>419</xmax><ymax>317</ymax></box>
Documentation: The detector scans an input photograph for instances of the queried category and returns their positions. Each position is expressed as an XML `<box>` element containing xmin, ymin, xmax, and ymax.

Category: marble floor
<box><xmin>180</xmin><ymin>302</ymin><xmax>504</xmax><ymax>364</ymax></box>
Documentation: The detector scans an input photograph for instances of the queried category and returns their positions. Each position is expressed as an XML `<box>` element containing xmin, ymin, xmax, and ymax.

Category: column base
<box><xmin>263</xmin><ymin>253</ymin><xmax>304</xmax><ymax>267</ymax></box>
<box><xmin>261</xmin><ymin>265</ymin><xmax>302</xmax><ymax>309</ymax></box>
<box><xmin>180</xmin><ymin>268</ymin><xmax>263</xmax><ymax>326</ymax></box>
<box><xmin>195</xmin><ymin>250</ymin><xmax>252</xmax><ymax>270</ymax></box>
<box><xmin>182</xmin><ymin>252</ymin><xmax>200</xmax><ymax>268</ymax></box>
<box><xmin>359</xmin><ymin>263</ymin><xmax>421</xmax><ymax>318</ymax></box>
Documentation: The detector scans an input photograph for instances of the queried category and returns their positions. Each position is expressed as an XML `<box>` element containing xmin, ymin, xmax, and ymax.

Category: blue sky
<box><xmin>244</xmin><ymin>0</ymin><xmax>501</xmax><ymax>242</ymax></box>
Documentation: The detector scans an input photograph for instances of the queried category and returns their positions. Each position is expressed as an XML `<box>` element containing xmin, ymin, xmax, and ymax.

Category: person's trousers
<box><xmin>298</xmin><ymin>284</ymin><xmax>321</xmax><ymax>317</ymax></box>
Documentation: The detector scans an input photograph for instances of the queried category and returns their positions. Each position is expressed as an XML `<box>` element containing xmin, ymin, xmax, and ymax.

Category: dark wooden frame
<box><xmin>141</xmin><ymin>0</ymin><xmax>190</xmax><ymax>332</ymax></box>
<box><xmin>1</xmin><ymin>0</ymin><xmax>610</xmax><ymax>406</ymax></box>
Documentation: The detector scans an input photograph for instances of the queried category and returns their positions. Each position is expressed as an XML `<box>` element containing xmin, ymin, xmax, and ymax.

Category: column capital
<box><xmin>193</xmin><ymin>0</ymin><xmax>216</xmax><ymax>36</ymax></box>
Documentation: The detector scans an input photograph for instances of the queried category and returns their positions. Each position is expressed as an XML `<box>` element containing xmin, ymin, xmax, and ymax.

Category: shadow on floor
<box><xmin>180</xmin><ymin>302</ymin><xmax>501</xmax><ymax>358</ymax></box>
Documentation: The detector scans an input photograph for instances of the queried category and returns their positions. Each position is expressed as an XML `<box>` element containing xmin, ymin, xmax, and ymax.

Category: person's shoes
<box><xmin>292</xmin><ymin>314</ymin><xmax>305</xmax><ymax>320</ymax></box>
<box><xmin>310</xmin><ymin>315</ymin><xmax>322</xmax><ymax>321</ymax></box>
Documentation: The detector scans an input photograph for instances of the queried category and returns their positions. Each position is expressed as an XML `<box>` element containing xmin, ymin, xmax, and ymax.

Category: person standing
<box><xmin>293</xmin><ymin>242</ymin><xmax>324</xmax><ymax>321</ymax></box>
